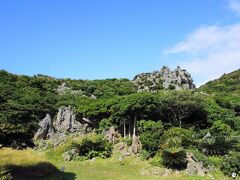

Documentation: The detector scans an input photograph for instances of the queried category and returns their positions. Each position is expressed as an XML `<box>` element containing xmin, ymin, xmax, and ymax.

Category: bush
<box><xmin>199</xmin><ymin>136</ymin><xmax>237</xmax><ymax>155</ymax></box>
<box><xmin>210</xmin><ymin>120</ymin><xmax>232</xmax><ymax>136</ymax></box>
<box><xmin>98</xmin><ymin>118</ymin><xmax>114</xmax><ymax>132</ymax></box>
<box><xmin>46</xmin><ymin>134</ymin><xmax>113</xmax><ymax>161</ymax></box>
<box><xmin>123</xmin><ymin>138</ymin><xmax>132</xmax><ymax>146</ymax></box>
<box><xmin>162</xmin><ymin>146</ymin><xmax>187</xmax><ymax>169</ymax></box>
<box><xmin>139</xmin><ymin>150</ymin><xmax>151</xmax><ymax>160</ymax></box>
<box><xmin>190</xmin><ymin>149</ymin><xmax>211</xmax><ymax>168</ymax></box>
<box><xmin>162</xmin><ymin>127</ymin><xmax>194</xmax><ymax>148</ymax></box>
<box><xmin>70</xmin><ymin>134</ymin><xmax>113</xmax><ymax>160</ymax></box>
<box><xmin>221</xmin><ymin>153</ymin><xmax>240</xmax><ymax>177</ymax></box>
<box><xmin>138</xmin><ymin>120</ymin><xmax>164</xmax><ymax>156</ymax></box>
<box><xmin>149</xmin><ymin>154</ymin><xmax>163</xmax><ymax>167</ymax></box>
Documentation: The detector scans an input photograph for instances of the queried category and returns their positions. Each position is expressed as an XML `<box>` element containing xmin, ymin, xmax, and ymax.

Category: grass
<box><xmin>0</xmin><ymin>148</ymin><xmax>232</xmax><ymax>180</ymax></box>
<box><xmin>0</xmin><ymin>148</ymin><xmax>57</xmax><ymax>179</ymax></box>
<box><xmin>46</xmin><ymin>153</ymin><xmax>231</xmax><ymax>180</ymax></box>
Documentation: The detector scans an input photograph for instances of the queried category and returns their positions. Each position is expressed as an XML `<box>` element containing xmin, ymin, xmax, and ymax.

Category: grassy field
<box><xmin>0</xmin><ymin>148</ymin><xmax>232</xmax><ymax>180</ymax></box>
<box><xmin>46</xmin><ymin>154</ymin><xmax>231</xmax><ymax>180</ymax></box>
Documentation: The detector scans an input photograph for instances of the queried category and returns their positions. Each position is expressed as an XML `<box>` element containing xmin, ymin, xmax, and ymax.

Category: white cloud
<box><xmin>228</xmin><ymin>0</ymin><xmax>240</xmax><ymax>15</ymax></box>
<box><xmin>165</xmin><ymin>24</ymin><xmax>240</xmax><ymax>87</ymax></box>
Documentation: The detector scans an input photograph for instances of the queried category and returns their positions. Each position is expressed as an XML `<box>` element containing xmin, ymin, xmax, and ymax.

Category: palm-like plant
<box><xmin>200</xmin><ymin>136</ymin><xmax>237</xmax><ymax>155</ymax></box>
<box><xmin>161</xmin><ymin>137</ymin><xmax>187</xmax><ymax>169</ymax></box>
<box><xmin>162</xmin><ymin>146</ymin><xmax>187</xmax><ymax>169</ymax></box>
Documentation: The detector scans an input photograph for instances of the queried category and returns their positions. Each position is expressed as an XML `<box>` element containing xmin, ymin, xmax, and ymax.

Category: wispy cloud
<box><xmin>165</xmin><ymin>24</ymin><xmax>240</xmax><ymax>87</ymax></box>
<box><xmin>228</xmin><ymin>0</ymin><xmax>240</xmax><ymax>15</ymax></box>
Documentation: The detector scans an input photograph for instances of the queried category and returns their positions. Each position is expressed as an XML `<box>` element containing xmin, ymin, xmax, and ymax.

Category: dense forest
<box><xmin>0</xmin><ymin>68</ymin><xmax>240</xmax><ymax>177</ymax></box>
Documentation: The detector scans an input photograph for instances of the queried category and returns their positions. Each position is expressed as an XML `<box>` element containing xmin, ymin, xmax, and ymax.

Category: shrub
<box><xmin>138</xmin><ymin>120</ymin><xmax>164</xmax><ymax>156</ymax></box>
<box><xmin>221</xmin><ymin>153</ymin><xmax>240</xmax><ymax>177</ymax></box>
<box><xmin>210</xmin><ymin>120</ymin><xmax>232</xmax><ymax>136</ymax></box>
<box><xmin>162</xmin><ymin>146</ymin><xmax>187</xmax><ymax>169</ymax></box>
<box><xmin>69</xmin><ymin>134</ymin><xmax>112</xmax><ymax>160</ymax></box>
<box><xmin>162</xmin><ymin>127</ymin><xmax>194</xmax><ymax>148</ymax></box>
<box><xmin>149</xmin><ymin>154</ymin><xmax>163</xmax><ymax>167</ymax></box>
<box><xmin>98</xmin><ymin>118</ymin><xmax>114</xmax><ymax>132</ymax></box>
<box><xmin>199</xmin><ymin>136</ymin><xmax>237</xmax><ymax>156</ymax></box>
<box><xmin>139</xmin><ymin>150</ymin><xmax>151</xmax><ymax>160</ymax></box>
<box><xmin>190</xmin><ymin>149</ymin><xmax>211</xmax><ymax>168</ymax></box>
<box><xmin>123</xmin><ymin>138</ymin><xmax>132</xmax><ymax>146</ymax></box>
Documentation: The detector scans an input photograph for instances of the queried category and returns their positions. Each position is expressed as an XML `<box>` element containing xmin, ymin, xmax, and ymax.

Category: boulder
<box><xmin>34</xmin><ymin>114</ymin><xmax>55</xmax><ymax>140</ymax></box>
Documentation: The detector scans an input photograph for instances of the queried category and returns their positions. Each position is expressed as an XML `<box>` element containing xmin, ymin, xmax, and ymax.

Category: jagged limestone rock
<box><xmin>55</xmin><ymin>106</ymin><xmax>82</xmax><ymax>133</ymax></box>
<box><xmin>133</xmin><ymin>66</ymin><xmax>196</xmax><ymax>92</ymax></box>
<box><xmin>34</xmin><ymin>106</ymin><xmax>91</xmax><ymax>147</ymax></box>
<box><xmin>34</xmin><ymin>114</ymin><xmax>55</xmax><ymax>140</ymax></box>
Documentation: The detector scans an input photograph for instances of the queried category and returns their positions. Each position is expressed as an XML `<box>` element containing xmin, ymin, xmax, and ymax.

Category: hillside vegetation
<box><xmin>0</xmin><ymin>68</ymin><xmax>240</xmax><ymax>179</ymax></box>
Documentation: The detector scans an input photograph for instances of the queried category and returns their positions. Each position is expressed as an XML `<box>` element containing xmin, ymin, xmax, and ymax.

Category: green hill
<box><xmin>199</xmin><ymin>69</ymin><xmax>240</xmax><ymax>115</ymax></box>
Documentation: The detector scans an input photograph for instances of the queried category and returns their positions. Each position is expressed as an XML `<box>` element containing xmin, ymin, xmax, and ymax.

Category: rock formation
<box><xmin>56</xmin><ymin>82</ymin><xmax>70</xmax><ymax>95</ymax></box>
<box><xmin>55</xmin><ymin>106</ymin><xmax>82</xmax><ymax>133</ymax></box>
<box><xmin>133</xmin><ymin>66</ymin><xmax>196</xmax><ymax>92</ymax></box>
<box><xmin>34</xmin><ymin>106</ymin><xmax>91</xmax><ymax>143</ymax></box>
<box><xmin>34</xmin><ymin>114</ymin><xmax>55</xmax><ymax>140</ymax></box>
<box><xmin>129</xmin><ymin>136</ymin><xmax>142</xmax><ymax>154</ymax></box>
<box><xmin>186</xmin><ymin>153</ymin><xmax>208</xmax><ymax>176</ymax></box>
<box><xmin>104</xmin><ymin>126</ymin><xmax>119</xmax><ymax>143</ymax></box>
<box><xmin>56</xmin><ymin>82</ymin><xmax>83</xmax><ymax>95</ymax></box>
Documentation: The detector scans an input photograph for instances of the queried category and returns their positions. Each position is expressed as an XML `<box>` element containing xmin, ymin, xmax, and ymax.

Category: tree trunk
<box><xmin>128</xmin><ymin>122</ymin><xmax>131</xmax><ymax>139</ymax></box>
<box><xmin>133</xmin><ymin>115</ymin><xmax>137</xmax><ymax>138</ymax></box>
<box><xmin>123</xmin><ymin>119</ymin><xmax>126</xmax><ymax>139</ymax></box>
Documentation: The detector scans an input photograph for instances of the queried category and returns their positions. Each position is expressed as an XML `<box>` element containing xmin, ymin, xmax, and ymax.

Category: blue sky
<box><xmin>0</xmin><ymin>0</ymin><xmax>240</xmax><ymax>86</ymax></box>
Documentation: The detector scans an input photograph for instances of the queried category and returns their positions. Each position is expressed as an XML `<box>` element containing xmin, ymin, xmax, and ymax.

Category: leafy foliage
<box><xmin>69</xmin><ymin>134</ymin><xmax>113</xmax><ymax>160</ymax></box>
<box><xmin>221</xmin><ymin>152</ymin><xmax>240</xmax><ymax>177</ymax></box>
<box><xmin>138</xmin><ymin>120</ymin><xmax>164</xmax><ymax>156</ymax></box>
<box><xmin>199</xmin><ymin>136</ymin><xmax>237</xmax><ymax>156</ymax></box>
<box><xmin>162</xmin><ymin>127</ymin><xmax>194</xmax><ymax>148</ymax></box>
<box><xmin>162</xmin><ymin>146</ymin><xmax>187</xmax><ymax>169</ymax></box>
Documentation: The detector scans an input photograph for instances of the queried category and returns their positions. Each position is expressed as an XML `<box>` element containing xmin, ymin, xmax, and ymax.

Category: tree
<box><xmin>160</xmin><ymin>91</ymin><xmax>207</xmax><ymax>128</ymax></box>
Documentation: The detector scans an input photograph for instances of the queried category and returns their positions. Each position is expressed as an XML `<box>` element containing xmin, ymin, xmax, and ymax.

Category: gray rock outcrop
<box><xmin>129</xmin><ymin>136</ymin><xmax>142</xmax><ymax>154</ymax></box>
<box><xmin>133</xmin><ymin>66</ymin><xmax>196</xmax><ymax>92</ymax></box>
<box><xmin>34</xmin><ymin>106</ymin><xmax>91</xmax><ymax>145</ymax></box>
<box><xmin>55</xmin><ymin>106</ymin><xmax>82</xmax><ymax>133</ymax></box>
<box><xmin>186</xmin><ymin>153</ymin><xmax>208</xmax><ymax>176</ymax></box>
<box><xmin>104</xmin><ymin>126</ymin><xmax>119</xmax><ymax>143</ymax></box>
<box><xmin>56</xmin><ymin>82</ymin><xmax>83</xmax><ymax>95</ymax></box>
<box><xmin>34</xmin><ymin>114</ymin><xmax>55</xmax><ymax>140</ymax></box>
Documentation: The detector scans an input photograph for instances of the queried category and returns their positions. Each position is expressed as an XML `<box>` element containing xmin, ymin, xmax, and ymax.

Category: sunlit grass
<box><xmin>0</xmin><ymin>148</ymin><xmax>57</xmax><ymax>178</ymax></box>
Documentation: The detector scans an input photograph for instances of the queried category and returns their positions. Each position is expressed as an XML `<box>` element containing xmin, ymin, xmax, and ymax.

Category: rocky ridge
<box><xmin>133</xmin><ymin>66</ymin><xmax>196</xmax><ymax>92</ymax></box>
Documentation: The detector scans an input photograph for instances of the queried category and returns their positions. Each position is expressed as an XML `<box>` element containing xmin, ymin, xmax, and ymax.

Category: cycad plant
<box><xmin>161</xmin><ymin>137</ymin><xmax>187</xmax><ymax>169</ymax></box>
<box><xmin>162</xmin><ymin>146</ymin><xmax>187</xmax><ymax>169</ymax></box>
<box><xmin>200</xmin><ymin>136</ymin><xmax>237</xmax><ymax>156</ymax></box>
